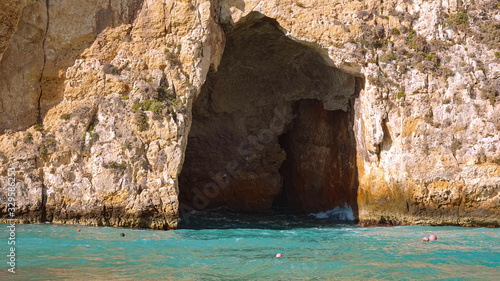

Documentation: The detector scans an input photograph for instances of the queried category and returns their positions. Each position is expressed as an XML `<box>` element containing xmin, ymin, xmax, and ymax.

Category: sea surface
<box><xmin>1</xmin><ymin>209</ymin><xmax>499</xmax><ymax>280</ymax></box>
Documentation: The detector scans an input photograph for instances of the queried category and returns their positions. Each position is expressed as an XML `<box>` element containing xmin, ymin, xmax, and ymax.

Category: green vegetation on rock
<box><xmin>34</xmin><ymin>123</ymin><xmax>44</xmax><ymax>132</ymax></box>
<box><xmin>24</xmin><ymin>132</ymin><xmax>33</xmax><ymax>143</ymax></box>
<box><xmin>107</xmin><ymin>161</ymin><xmax>127</xmax><ymax>170</ymax></box>
<box><xmin>60</xmin><ymin>113</ymin><xmax>71</xmax><ymax>120</ymax></box>
<box><xmin>446</xmin><ymin>9</ymin><xmax>469</xmax><ymax>30</ymax></box>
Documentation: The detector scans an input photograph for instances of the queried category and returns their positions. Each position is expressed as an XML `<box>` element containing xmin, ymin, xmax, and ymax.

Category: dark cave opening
<box><xmin>274</xmin><ymin>99</ymin><xmax>358</xmax><ymax>216</ymax></box>
<box><xmin>179</xmin><ymin>14</ymin><xmax>359</xmax><ymax>222</ymax></box>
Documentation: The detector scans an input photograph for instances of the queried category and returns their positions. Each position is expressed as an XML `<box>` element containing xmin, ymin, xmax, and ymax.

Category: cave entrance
<box><xmin>274</xmin><ymin>99</ymin><xmax>358</xmax><ymax>216</ymax></box>
<box><xmin>179</xmin><ymin>15</ymin><xmax>359</xmax><ymax>222</ymax></box>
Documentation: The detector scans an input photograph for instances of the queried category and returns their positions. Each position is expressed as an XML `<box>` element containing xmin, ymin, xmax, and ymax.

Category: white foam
<box><xmin>309</xmin><ymin>203</ymin><xmax>355</xmax><ymax>221</ymax></box>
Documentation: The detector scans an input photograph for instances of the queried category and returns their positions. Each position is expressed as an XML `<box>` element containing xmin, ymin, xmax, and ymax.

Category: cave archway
<box><xmin>179</xmin><ymin>15</ymin><xmax>360</xmax><ymax>220</ymax></box>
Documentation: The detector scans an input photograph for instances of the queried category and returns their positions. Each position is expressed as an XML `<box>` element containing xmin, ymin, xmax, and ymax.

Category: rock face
<box><xmin>0</xmin><ymin>0</ymin><xmax>225</xmax><ymax>229</ymax></box>
<box><xmin>1</xmin><ymin>0</ymin><xmax>499</xmax><ymax>228</ymax></box>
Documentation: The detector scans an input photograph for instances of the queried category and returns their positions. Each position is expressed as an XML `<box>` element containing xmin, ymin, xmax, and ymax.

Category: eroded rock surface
<box><xmin>1</xmin><ymin>0</ymin><xmax>225</xmax><ymax>229</ymax></box>
<box><xmin>0</xmin><ymin>0</ymin><xmax>499</xmax><ymax>228</ymax></box>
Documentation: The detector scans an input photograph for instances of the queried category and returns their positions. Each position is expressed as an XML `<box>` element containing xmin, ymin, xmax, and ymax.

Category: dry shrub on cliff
<box><xmin>480</xmin><ymin>80</ymin><xmax>500</xmax><ymax>105</ymax></box>
<box><xmin>83</xmin><ymin>115</ymin><xmax>98</xmax><ymax>141</ymax></box>
<box><xmin>149</xmin><ymin>100</ymin><xmax>163</xmax><ymax>115</ymax></box>
<box><xmin>396</xmin><ymin>46</ymin><xmax>408</xmax><ymax>58</ymax></box>
<box><xmin>357</xmin><ymin>10</ymin><xmax>370</xmax><ymax>20</ymax></box>
<box><xmin>374</xmin><ymin>25</ymin><xmax>386</xmax><ymax>39</ymax></box>
<box><xmin>389</xmin><ymin>8</ymin><xmax>419</xmax><ymax>23</ymax></box>
<box><xmin>39</xmin><ymin>144</ymin><xmax>48</xmax><ymax>155</ymax></box>
<box><xmin>134</xmin><ymin>110</ymin><xmax>148</xmax><ymax>132</ymax></box>
<box><xmin>441</xmin><ymin>118</ymin><xmax>452</xmax><ymax>128</ymax></box>
<box><xmin>409</xmin><ymin>46</ymin><xmax>454</xmax><ymax>79</ymax></box>
<box><xmin>491</xmin><ymin>110</ymin><xmax>500</xmax><ymax>131</ymax></box>
<box><xmin>134</xmin><ymin>99</ymin><xmax>164</xmax><ymax>116</ymax></box>
<box><xmin>407</xmin><ymin>29</ymin><xmax>416</xmax><ymax>41</ymax></box>
<box><xmin>416</xmin><ymin>60</ymin><xmax>436</xmax><ymax>73</ymax></box>
<box><xmin>105</xmin><ymin>161</ymin><xmax>127</xmax><ymax>170</ymax></box>
<box><xmin>380</xmin><ymin>51</ymin><xmax>397</xmax><ymax>63</ymax></box>
<box><xmin>367</xmin><ymin>74</ymin><xmax>385</xmax><ymax>87</ymax></box>
<box><xmin>429</xmin><ymin>39</ymin><xmax>448</xmax><ymax>53</ymax></box>
<box><xmin>446</xmin><ymin>9</ymin><xmax>469</xmax><ymax>31</ymax></box>
<box><xmin>359</xmin><ymin>24</ymin><xmax>381</xmax><ymax>49</ymax></box>
<box><xmin>450</xmin><ymin>138</ymin><xmax>462</xmax><ymax>156</ymax></box>
<box><xmin>471</xmin><ymin>0</ymin><xmax>500</xmax><ymax>11</ymax></box>
<box><xmin>436</xmin><ymin>67</ymin><xmax>454</xmax><ymax>79</ymax></box>
<box><xmin>45</xmin><ymin>137</ymin><xmax>55</xmax><ymax>147</ymax></box>
<box><xmin>407</xmin><ymin>35</ymin><xmax>429</xmax><ymax>53</ymax></box>
<box><xmin>476</xmin><ymin>22</ymin><xmax>500</xmax><ymax>49</ymax></box>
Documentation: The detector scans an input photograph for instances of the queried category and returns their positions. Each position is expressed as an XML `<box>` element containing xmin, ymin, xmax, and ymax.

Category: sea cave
<box><xmin>179</xmin><ymin>16</ymin><xmax>361</xmax><ymax>220</ymax></box>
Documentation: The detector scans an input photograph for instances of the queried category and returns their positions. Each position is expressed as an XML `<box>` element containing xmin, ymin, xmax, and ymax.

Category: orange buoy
<box><xmin>276</xmin><ymin>253</ymin><xmax>282</xmax><ymax>258</ymax></box>
<box><xmin>77</xmin><ymin>229</ymin><xmax>81</xmax><ymax>232</ymax></box>
<box><xmin>422</xmin><ymin>237</ymin><xmax>429</xmax><ymax>242</ymax></box>
<box><xmin>429</xmin><ymin>234</ymin><xmax>437</xmax><ymax>241</ymax></box>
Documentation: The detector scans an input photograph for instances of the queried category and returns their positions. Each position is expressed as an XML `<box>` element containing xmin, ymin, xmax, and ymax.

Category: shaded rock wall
<box><xmin>0</xmin><ymin>0</ymin><xmax>47</xmax><ymax>130</ymax></box>
<box><xmin>278</xmin><ymin>99</ymin><xmax>358</xmax><ymax>214</ymax></box>
<box><xmin>0</xmin><ymin>0</ymin><xmax>145</xmax><ymax>131</ymax></box>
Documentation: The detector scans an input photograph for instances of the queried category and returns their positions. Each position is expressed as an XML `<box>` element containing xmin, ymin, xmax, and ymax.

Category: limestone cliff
<box><xmin>0</xmin><ymin>0</ymin><xmax>498</xmax><ymax>229</ymax></box>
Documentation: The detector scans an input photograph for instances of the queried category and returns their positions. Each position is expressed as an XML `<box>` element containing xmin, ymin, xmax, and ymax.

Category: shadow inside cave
<box><xmin>178</xmin><ymin>13</ymin><xmax>361</xmax><ymax>228</ymax></box>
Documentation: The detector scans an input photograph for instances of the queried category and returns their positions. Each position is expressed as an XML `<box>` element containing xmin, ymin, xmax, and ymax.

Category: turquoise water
<box><xmin>1</xmin><ymin>211</ymin><xmax>499</xmax><ymax>280</ymax></box>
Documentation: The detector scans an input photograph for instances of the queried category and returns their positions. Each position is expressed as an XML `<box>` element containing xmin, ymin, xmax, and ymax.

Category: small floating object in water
<box><xmin>429</xmin><ymin>234</ymin><xmax>437</xmax><ymax>241</ymax></box>
<box><xmin>120</xmin><ymin>233</ymin><xmax>125</xmax><ymax>237</ymax></box>
<box><xmin>276</xmin><ymin>253</ymin><xmax>282</xmax><ymax>258</ymax></box>
<box><xmin>77</xmin><ymin>229</ymin><xmax>81</xmax><ymax>232</ymax></box>
<box><xmin>422</xmin><ymin>237</ymin><xmax>429</xmax><ymax>242</ymax></box>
